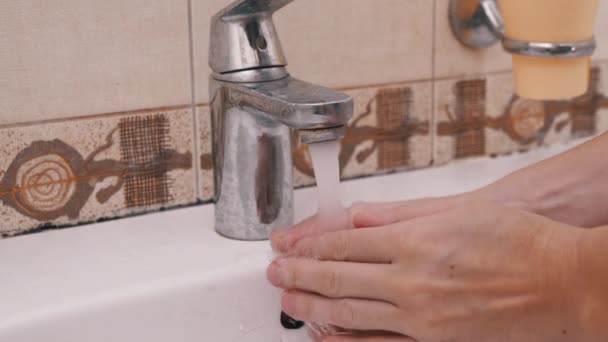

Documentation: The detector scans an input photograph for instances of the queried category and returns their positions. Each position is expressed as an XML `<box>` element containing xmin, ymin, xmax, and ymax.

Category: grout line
<box><xmin>430</xmin><ymin>0</ymin><xmax>438</xmax><ymax>167</ymax></box>
<box><xmin>194</xmin><ymin>70</ymin><xmax>519</xmax><ymax>107</ymax></box>
<box><xmin>0</xmin><ymin>104</ymin><xmax>192</xmax><ymax>130</ymax></box>
<box><xmin>186</xmin><ymin>0</ymin><xmax>201</xmax><ymax>200</ymax></box>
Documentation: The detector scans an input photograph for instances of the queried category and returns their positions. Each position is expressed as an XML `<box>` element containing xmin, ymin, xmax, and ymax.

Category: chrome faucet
<box><xmin>209</xmin><ymin>0</ymin><xmax>354</xmax><ymax>240</ymax></box>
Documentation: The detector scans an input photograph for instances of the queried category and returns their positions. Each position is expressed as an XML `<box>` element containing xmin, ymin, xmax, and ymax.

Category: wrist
<box><xmin>470</xmin><ymin>174</ymin><xmax>535</xmax><ymax>212</ymax></box>
<box><xmin>473</xmin><ymin>167</ymin><xmax>597</xmax><ymax>226</ymax></box>
<box><xmin>574</xmin><ymin>227</ymin><xmax>608</xmax><ymax>341</ymax></box>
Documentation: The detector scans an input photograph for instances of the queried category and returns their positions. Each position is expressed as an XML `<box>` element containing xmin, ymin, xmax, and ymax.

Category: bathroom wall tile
<box><xmin>293</xmin><ymin>81</ymin><xmax>433</xmax><ymax>187</ymax></box>
<box><xmin>193</xmin><ymin>0</ymin><xmax>434</xmax><ymax>104</ymax></box>
<box><xmin>190</xmin><ymin>0</ymin><xmax>224</xmax><ymax>104</ymax></box>
<box><xmin>0</xmin><ymin>108</ymin><xmax>196</xmax><ymax>238</ymax></box>
<box><xmin>434</xmin><ymin>0</ymin><xmax>512</xmax><ymax>79</ymax></box>
<box><xmin>196</xmin><ymin>105</ymin><xmax>214</xmax><ymax>202</ymax></box>
<box><xmin>594</xmin><ymin>1</ymin><xmax>608</xmax><ymax>61</ymax></box>
<box><xmin>3</xmin><ymin>0</ymin><xmax>608</xmax><ymax>239</ymax></box>
<box><xmin>594</xmin><ymin>60</ymin><xmax>608</xmax><ymax>134</ymax></box>
<box><xmin>434</xmin><ymin>62</ymin><xmax>608</xmax><ymax>165</ymax></box>
<box><xmin>0</xmin><ymin>0</ymin><xmax>191</xmax><ymax>125</ymax></box>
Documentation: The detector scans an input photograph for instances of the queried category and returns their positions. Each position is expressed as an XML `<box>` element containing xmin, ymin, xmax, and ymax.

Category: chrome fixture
<box><xmin>209</xmin><ymin>0</ymin><xmax>354</xmax><ymax>240</ymax></box>
<box><xmin>449</xmin><ymin>0</ymin><xmax>596</xmax><ymax>58</ymax></box>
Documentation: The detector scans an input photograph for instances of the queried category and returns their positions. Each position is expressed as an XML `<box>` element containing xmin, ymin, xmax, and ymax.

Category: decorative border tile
<box><xmin>434</xmin><ymin>61</ymin><xmax>608</xmax><ymax>165</ymax></box>
<box><xmin>293</xmin><ymin>81</ymin><xmax>433</xmax><ymax>187</ymax></box>
<box><xmin>597</xmin><ymin>61</ymin><xmax>608</xmax><ymax>130</ymax></box>
<box><xmin>0</xmin><ymin>108</ymin><xmax>196</xmax><ymax>238</ymax></box>
<box><xmin>196</xmin><ymin>105</ymin><xmax>214</xmax><ymax>202</ymax></box>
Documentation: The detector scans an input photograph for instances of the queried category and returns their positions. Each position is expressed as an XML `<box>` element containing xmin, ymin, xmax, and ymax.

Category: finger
<box><xmin>309</xmin><ymin>327</ymin><xmax>411</xmax><ymax>342</ymax></box>
<box><xmin>268</xmin><ymin>258</ymin><xmax>396</xmax><ymax>301</ymax></box>
<box><xmin>290</xmin><ymin>228</ymin><xmax>396</xmax><ymax>263</ymax></box>
<box><xmin>351</xmin><ymin>195</ymin><xmax>467</xmax><ymax>228</ymax></box>
<box><xmin>272</xmin><ymin>195</ymin><xmax>463</xmax><ymax>254</ymax></box>
<box><xmin>282</xmin><ymin>291</ymin><xmax>407</xmax><ymax>334</ymax></box>
<box><xmin>324</xmin><ymin>335</ymin><xmax>416</xmax><ymax>342</ymax></box>
<box><xmin>272</xmin><ymin>208</ymin><xmax>354</xmax><ymax>253</ymax></box>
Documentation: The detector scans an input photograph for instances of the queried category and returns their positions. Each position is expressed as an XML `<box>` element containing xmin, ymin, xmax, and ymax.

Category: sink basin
<box><xmin>0</xmin><ymin>201</ymin><xmax>308</xmax><ymax>342</ymax></box>
<box><xmin>0</xmin><ymin>258</ymin><xmax>305</xmax><ymax>341</ymax></box>
<box><xmin>0</xmin><ymin>141</ymin><xmax>580</xmax><ymax>341</ymax></box>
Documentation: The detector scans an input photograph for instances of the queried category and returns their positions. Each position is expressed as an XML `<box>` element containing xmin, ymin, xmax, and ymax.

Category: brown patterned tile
<box><xmin>434</xmin><ymin>62</ymin><xmax>608</xmax><ymax>164</ymax></box>
<box><xmin>293</xmin><ymin>81</ymin><xmax>433</xmax><ymax>187</ymax></box>
<box><xmin>0</xmin><ymin>108</ymin><xmax>196</xmax><ymax>238</ymax></box>
<box><xmin>196</xmin><ymin>105</ymin><xmax>214</xmax><ymax>202</ymax></box>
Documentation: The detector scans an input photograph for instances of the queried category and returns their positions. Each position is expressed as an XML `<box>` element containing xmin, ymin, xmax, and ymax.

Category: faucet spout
<box><xmin>209</xmin><ymin>71</ymin><xmax>352</xmax><ymax>240</ymax></box>
<box><xmin>215</xmin><ymin>74</ymin><xmax>353</xmax><ymax>130</ymax></box>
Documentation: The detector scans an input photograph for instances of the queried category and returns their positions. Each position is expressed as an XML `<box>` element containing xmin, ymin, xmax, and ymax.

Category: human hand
<box><xmin>271</xmin><ymin>193</ymin><xmax>473</xmax><ymax>255</ymax></box>
<box><xmin>268</xmin><ymin>200</ymin><xmax>586</xmax><ymax>341</ymax></box>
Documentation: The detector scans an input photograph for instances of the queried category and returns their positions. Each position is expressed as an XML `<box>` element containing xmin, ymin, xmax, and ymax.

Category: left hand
<box><xmin>267</xmin><ymin>199</ymin><xmax>585</xmax><ymax>342</ymax></box>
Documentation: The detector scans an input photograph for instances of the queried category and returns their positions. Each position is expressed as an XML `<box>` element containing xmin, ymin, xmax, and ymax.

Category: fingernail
<box><xmin>266</xmin><ymin>260</ymin><xmax>282</xmax><ymax>287</ymax></box>
<box><xmin>271</xmin><ymin>229</ymin><xmax>288</xmax><ymax>252</ymax></box>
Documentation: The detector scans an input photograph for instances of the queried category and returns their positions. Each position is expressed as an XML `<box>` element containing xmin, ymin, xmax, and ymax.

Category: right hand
<box><xmin>270</xmin><ymin>199</ymin><xmax>586</xmax><ymax>342</ymax></box>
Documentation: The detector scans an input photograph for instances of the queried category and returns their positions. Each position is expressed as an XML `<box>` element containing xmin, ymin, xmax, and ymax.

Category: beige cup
<box><xmin>498</xmin><ymin>0</ymin><xmax>600</xmax><ymax>100</ymax></box>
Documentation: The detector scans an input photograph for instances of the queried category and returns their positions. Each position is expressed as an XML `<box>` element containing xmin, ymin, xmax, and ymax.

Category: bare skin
<box><xmin>268</xmin><ymin>134</ymin><xmax>608</xmax><ymax>341</ymax></box>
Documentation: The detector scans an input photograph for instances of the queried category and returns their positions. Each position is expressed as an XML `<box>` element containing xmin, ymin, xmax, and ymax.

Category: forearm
<box><xmin>577</xmin><ymin>226</ymin><xmax>608</xmax><ymax>341</ymax></box>
<box><xmin>477</xmin><ymin>133</ymin><xmax>608</xmax><ymax>227</ymax></box>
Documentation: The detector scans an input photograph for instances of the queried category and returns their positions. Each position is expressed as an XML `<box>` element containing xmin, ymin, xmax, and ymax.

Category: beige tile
<box><xmin>191</xmin><ymin>0</ymin><xmax>225</xmax><ymax>105</ymax></box>
<box><xmin>434</xmin><ymin>0</ymin><xmax>512</xmax><ymax>79</ymax></box>
<box><xmin>194</xmin><ymin>0</ymin><xmax>434</xmax><ymax>104</ymax></box>
<box><xmin>0</xmin><ymin>0</ymin><xmax>191</xmax><ymax>125</ymax></box>
<box><xmin>594</xmin><ymin>61</ymin><xmax>608</xmax><ymax>134</ymax></box>
<box><xmin>196</xmin><ymin>105</ymin><xmax>214</xmax><ymax>202</ymax></box>
<box><xmin>594</xmin><ymin>0</ymin><xmax>608</xmax><ymax>61</ymax></box>
<box><xmin>293</xmin><ymin>81</ymin><xmax>433</xmax><ymax>187</ymax></box>
<box><xmin>0</xmin><ymin>108</ymin><xmax>196</xmax><ymax>238</ymax></box>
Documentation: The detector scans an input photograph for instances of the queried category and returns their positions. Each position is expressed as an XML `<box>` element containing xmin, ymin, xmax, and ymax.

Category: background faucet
<box><xmin>209</xmin><ymin>0</ymin><xmax>353</xmax><ymax>240</ymax></box>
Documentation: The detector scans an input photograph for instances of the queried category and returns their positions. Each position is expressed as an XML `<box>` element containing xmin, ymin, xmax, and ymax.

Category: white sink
<box><xmin>0</xmin><ymin>141</ymin><xmax>580</xmax><ymax>341</ymax></box>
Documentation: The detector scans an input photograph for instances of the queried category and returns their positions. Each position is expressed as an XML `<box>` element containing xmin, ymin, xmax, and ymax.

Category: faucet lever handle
<box><xmin>220</xmin><ymin>0</ymin><xmax>294</xmax><ymax>19</ymax></box>
<box><xmin>209</xmin><ymin>0</ymin><xmax>295</xmax><ymax>75</ymax></box>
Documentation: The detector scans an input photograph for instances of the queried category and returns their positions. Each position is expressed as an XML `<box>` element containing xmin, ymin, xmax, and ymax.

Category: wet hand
<box><xmin>271</xmin><ymin>194</ymin><xmax>471</xmax><ymax>254</ymax></box>
<box><xmin>268</xmin><ymin>200</ymin><xmax>586</xmax><ymax>341</ymax></box>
